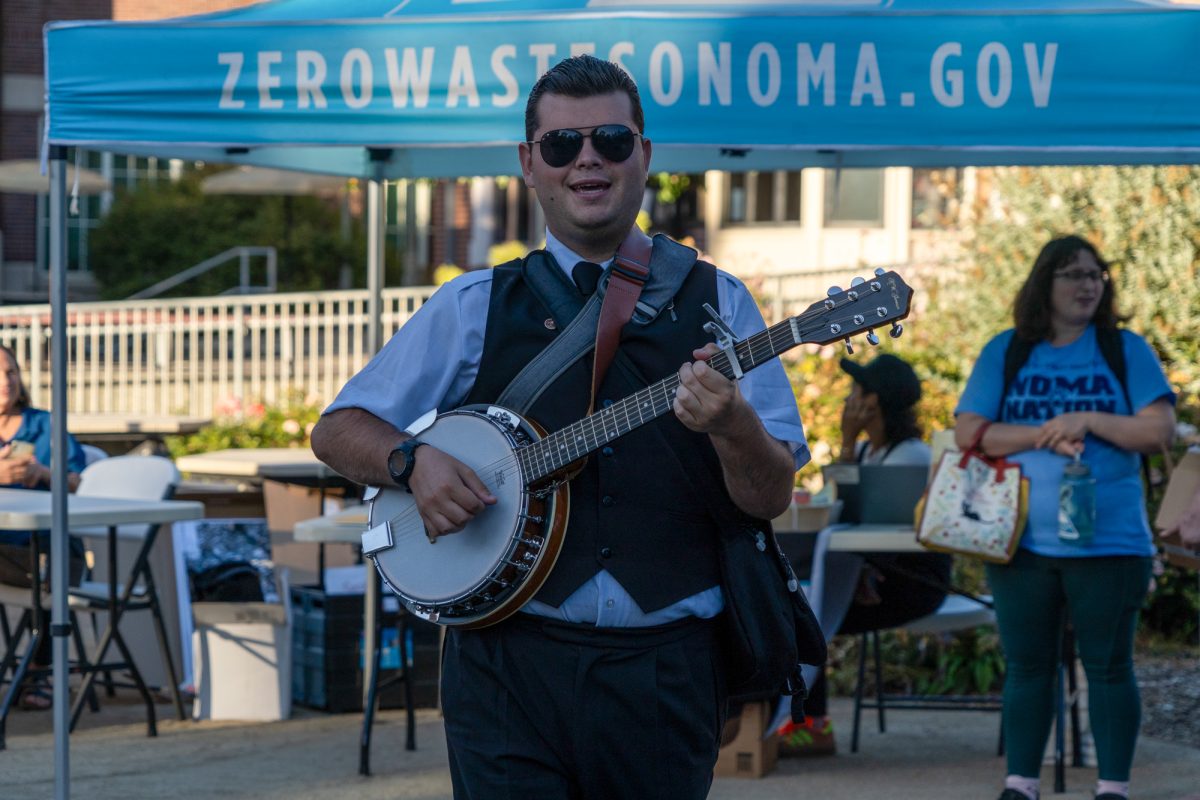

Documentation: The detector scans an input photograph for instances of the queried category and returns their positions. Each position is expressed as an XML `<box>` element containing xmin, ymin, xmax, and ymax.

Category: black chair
<box><xmin>850</xmin><ymin>594</ymin><xmax>1004</xmax><ymax>753</ymax></box>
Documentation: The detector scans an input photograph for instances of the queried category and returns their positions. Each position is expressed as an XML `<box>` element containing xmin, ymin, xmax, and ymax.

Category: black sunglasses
<box><xmin>528</xmin><ymin>124</ymin><xmax>641</xmax><ymax>168</ymax></box>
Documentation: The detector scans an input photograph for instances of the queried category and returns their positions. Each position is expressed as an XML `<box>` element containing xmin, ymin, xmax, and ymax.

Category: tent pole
<box><xmin>48</xmin><ymin>145</ymin><xmax>71</xmax><ymax>800</ymax></box>
<box><xmin>366</xmin><ymin>149</ymin><xmax>390</xmax><ymax>356</ymax></box>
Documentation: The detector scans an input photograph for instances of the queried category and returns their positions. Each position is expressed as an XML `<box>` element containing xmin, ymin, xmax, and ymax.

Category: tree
<box><xmin>90</xmin><ymin>174</ymin><xmax>369</xmax><ymax>299</ymax></box>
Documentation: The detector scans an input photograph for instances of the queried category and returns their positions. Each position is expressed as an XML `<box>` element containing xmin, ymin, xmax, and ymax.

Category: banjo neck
<box><xmin>516</xmin><ymin>269</ymin><xmax>912</xmax><ymax>485</ymax></box>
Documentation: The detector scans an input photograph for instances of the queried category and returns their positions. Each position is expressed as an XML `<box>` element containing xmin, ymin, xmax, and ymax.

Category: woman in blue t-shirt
<box><xmin>0</xmin><ymin>343</ymin><xmax>87</xmax><ymax>709</ymax></box>
<box><xmin>955</xmin><ymin>236</ymin><xmax>1175</xmax><ymax>800</ymax></box>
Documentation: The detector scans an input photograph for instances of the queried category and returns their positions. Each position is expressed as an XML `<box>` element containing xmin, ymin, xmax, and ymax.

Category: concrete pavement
<box><xmin>5</xmin><ymin>694</ymin><xmax>1198</xmax><ymax>800</ymax></box>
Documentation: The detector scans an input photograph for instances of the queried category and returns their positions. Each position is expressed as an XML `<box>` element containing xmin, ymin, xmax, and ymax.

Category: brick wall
<box><xmin>113</xmin><ymin>0</ymin><xmax>259</xmax><ymax>20</ymax></box>
<box><xmin>0</xmin><ymin>0</ymin><xmax>254</xmax><ymax>266</ymax></box>
<box><xmin>2</xmin><ymin>2</ymin><xmax>113</xmax><ymax>264</ymax></box>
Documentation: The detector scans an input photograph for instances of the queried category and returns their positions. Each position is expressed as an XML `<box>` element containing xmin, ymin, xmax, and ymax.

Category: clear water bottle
<box><xmin>1058</xmin><ymin>453</ymin><xmax>1096</xmax><ymax>544</ymax></box>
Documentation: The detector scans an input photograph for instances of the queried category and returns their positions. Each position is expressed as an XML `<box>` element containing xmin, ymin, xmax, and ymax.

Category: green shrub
<box><xmin>89</xmin><ymin>172</ymin><xmax>380</xmax><ymax>299</ymax></box>
<box><xmin>166</xmin><ymin>391</ymin><xmax>323</xmax><ymax>457</ymax></box>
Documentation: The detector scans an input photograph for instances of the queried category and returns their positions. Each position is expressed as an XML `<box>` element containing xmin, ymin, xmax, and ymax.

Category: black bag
<box><xmin>718</xmin><ymin>518</ymin><xmax>827</xmax><ymax>711</ymax></box>
<box><xmin>190</xmin><ymin>561</ymin><xmax>264</xmax><ymax>602</ymax></box>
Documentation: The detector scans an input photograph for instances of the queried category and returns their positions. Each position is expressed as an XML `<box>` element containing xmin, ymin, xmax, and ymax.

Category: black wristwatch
<box><xmin>387</xmin><ymin>439</ymin><xmax>426</xmax><ymax>492</ymax></box>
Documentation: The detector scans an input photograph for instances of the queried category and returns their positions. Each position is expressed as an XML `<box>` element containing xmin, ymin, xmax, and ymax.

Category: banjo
<box><xmin>361</xmin><ymin>269</ymin><xmax>913</xmax><ymax>628</ymax></box>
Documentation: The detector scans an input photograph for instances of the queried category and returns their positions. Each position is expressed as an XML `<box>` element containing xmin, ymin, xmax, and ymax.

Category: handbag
<box><xmin>915</xmin><ymin>422</ymin><xmax>1030</xmax><ymax>564</ymax></box>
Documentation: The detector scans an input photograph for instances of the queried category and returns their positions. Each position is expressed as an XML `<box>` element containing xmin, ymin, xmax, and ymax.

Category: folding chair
<box><xmin>66</xmin><ymin>455</ymin><xmax>187</xmax><ymax>734</ymax></box>
<box><xmin>850</xmin><ymin>593</ymin><xmax>1004</xmax><ymax>753</ymax></box>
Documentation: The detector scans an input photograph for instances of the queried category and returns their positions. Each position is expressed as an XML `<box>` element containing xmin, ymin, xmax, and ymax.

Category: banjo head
<box><xmin>368</xmin><ymin>407</ymin><xmax>562</xmax><ymax>626</ymax></box>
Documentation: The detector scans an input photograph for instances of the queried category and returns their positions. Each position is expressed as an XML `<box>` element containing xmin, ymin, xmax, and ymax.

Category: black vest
<box><xmin>464</xmin><ymin>250</ymin><xmax>727</xmax><ymax>611</ymax></box>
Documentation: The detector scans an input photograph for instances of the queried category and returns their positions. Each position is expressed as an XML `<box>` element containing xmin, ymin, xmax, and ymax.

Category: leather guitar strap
<box><xmin>588</xmin><ymin>229</ymin><xmax>651</xmax><ymax>411</ymax></box>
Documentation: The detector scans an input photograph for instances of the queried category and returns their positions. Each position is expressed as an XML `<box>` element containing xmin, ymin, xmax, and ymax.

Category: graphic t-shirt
<box><xmin>956</xmin><ymin>326</ymin><xmax>1174</xmax><ymax>557</ymax></box>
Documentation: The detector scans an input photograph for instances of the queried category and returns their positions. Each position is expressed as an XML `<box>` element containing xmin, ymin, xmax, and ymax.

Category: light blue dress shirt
<box><xmin>327</xmin><ymin>232</ymin><xmax>809</xmax><ymax>626</ymax></box>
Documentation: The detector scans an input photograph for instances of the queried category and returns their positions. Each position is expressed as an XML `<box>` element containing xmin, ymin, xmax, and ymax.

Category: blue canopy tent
<box><xmin>38</xmin><ymin>1</ymin><xmax>1200</xmax><ymax>795</ymax></box>
<box><xmin>45</xmin><ymin>0</ymin><xmax>1200</xmax><ymax>174</ymax></box>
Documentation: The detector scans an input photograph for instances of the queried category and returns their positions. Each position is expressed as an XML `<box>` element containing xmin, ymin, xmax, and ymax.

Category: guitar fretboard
<box><xmin>517</xmin><ymin>315</ymin><xmax>802</xmax><ymax>482</ymax></box>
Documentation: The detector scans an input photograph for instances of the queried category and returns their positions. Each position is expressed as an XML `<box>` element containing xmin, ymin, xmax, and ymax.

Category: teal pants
<box><xmin>986</xmin><ymin>550</ymin><xmax>1151</xmax><ymax>782</ymax></box>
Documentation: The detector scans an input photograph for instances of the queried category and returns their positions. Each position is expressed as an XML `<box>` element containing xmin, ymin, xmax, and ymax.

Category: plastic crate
<box><xmin>289</xmin><ymin>585</ymin><xmax>439</xmax><ymax>712</ymax></box>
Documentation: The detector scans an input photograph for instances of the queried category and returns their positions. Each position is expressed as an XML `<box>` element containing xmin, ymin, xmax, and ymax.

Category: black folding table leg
<box><xmin>359</xmin><ymin>566</ymin><xmax>382</xmax><ymax>776</ymax></box>
<box><xmin>142</xmin><ymin>564</ymin><xmax>186</xmax><ymax>720</ymax></box>
<box><xmin>0</xmin><ymin>610</ymin><xmax>36</xmax><ymax>751</ymax></box>
<box><xmin>399</xmin><ymin>615</ymin><xmax>415</xmax><ymax>752</ymax></box>
<box><xmin>873</xmin><ymin>630</ymin><xmax>886</xmax><ymax>733</ymax></box>
<box><xmin>851</xmin><ymin>631</ymin><xmax>868</xmax><ymax>753</ymax></box>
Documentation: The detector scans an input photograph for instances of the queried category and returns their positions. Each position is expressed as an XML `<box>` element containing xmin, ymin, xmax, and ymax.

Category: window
<box><xmin>823</xmin><ymin>168</ymin><xmax>884</xmax><ymax>227</ymax></box>
<box><xmin>911</xmin><ymin>168</ymin><xmax>964</xmax><ymax>230</ymax></box>
<box><xmin>723</xmin><ymin>171</ymin><xmax>802</xmax><ymax>225</ymax></box>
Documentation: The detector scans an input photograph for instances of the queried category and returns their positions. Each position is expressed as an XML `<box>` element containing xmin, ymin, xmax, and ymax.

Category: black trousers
<box><xmin>442</xmin><ymin>613</ymin><xmax>728</xmax><ymax>800</ymax></box>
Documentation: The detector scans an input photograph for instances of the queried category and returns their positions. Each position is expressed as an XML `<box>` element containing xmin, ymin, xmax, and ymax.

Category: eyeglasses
<box><xmin>1053</xmin><ymin>268</ymin><xmax>1110</xmax><ymax>284</ymax></box>
<box><xmin>527</xmin><ymin>124</ymin><xmax>641</xmax><ymax>168</ymax></box>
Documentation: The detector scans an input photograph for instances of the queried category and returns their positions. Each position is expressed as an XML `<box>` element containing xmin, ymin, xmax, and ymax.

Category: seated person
<box><xmin>779</xmin><ymin>353</ymin><xmax>950</xmax><ymax>755</ymax></box>
<box><xmin>0</xmin><ymin>344</ymin><xmax>87</xmax><ymax>710</ymax></box>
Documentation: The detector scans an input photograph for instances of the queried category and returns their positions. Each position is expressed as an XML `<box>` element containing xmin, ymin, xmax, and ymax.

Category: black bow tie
<box><xmin>572</xmin><ymin>261</ymin><xmax>603</xmax><ymax>296</ymax></box>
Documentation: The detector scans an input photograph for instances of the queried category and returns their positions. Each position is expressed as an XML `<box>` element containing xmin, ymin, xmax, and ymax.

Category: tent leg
<box><xmin>48</xmin><ymin>146</ymin><xmax>72</xmax><ymax>800</ymax></box>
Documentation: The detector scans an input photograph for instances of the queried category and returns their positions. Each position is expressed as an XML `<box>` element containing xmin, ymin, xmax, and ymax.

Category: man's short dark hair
<box><xmin>525</xmin><ymin>54</ymin><xmax>645</xmax><ymax>142</ymax></box>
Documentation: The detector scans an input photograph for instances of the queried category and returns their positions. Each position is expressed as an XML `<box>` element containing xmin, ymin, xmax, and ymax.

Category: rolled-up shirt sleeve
<box><xmin>323</xmin><ymin>270</ymin><xmax>493</xmax><ymax>432</ymax></box>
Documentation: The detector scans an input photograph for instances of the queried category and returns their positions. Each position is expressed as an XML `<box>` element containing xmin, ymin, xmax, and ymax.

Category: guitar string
<box><xmin>383</xmin><ymin>319</ymin><xmax>794</xmax><ymax>527</ymax></box>
<box><xmin>377</xmin><ymin>292</ymin><xmax>876</xmax><ymax>534</ymax></box>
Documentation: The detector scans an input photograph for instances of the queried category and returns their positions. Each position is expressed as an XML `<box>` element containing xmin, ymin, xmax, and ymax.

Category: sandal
<box><xmin>19</xmin><ymin>680</ymin><xmax>52</xmax><ymax>711</ymax></box>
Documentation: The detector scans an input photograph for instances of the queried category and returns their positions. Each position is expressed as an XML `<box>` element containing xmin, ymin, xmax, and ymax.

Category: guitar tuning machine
<box><xmin>843</xmin><ymin>338</ymin><xmax>854</xmax><ymax>354</ymax></box>
<box><xmin>866</xmin><ymin>330</ymin><xmax>880</xmax><ymax>346</ymax></box>
<box><xmin>890</xmin><ymin>321</ymin><xmax>904</xmax><ymax>339</ymax></box>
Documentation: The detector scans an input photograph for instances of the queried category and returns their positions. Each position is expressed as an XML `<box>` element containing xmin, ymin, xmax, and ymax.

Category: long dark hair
<box><xmin>879</xmin><ymin>400</ymin><xmax>922</xmax><ymax>447</ymax></box>
<box><xmin>525</xmin><ymin>54</ymin><xmax>645</xmax><ymax>142</ymax></box>
<box><xmin>1012</xmin><ymin>234</ymin><xmax>1123</xmax><ymax>342</ymax></box>
<box><xmin>0</xmin><ymin>343</ymin><xmax>31</xmax><ymax>411</ymax></box>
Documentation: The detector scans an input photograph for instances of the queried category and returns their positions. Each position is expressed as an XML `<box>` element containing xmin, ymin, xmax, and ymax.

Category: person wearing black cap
<box><xmin>838</xmin><ymin>353</ymin><xmax>930</xmax><ymax>467</ymax></box>
<box><xmin>778</xmin><ymin>353</ymin><xmax>949</xmax><ymax>756</ymax></box>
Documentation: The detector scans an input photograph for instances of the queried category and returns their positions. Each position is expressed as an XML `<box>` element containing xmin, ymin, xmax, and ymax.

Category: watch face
<box><xmin>389</xmin><ymin>447</ymin><xmax>409</xmax><ymax>480</ymax></box>
<box><xmin>389</xmin><ymin>440</ymin><xmax>422</xmax><ymax>486</ymax></box>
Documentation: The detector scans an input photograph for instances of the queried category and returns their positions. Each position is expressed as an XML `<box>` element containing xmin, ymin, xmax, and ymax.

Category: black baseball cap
<box><xmin>839</xmin><ymin>353</ymin><xmax>921</xmax><ymax>410</ymax></box>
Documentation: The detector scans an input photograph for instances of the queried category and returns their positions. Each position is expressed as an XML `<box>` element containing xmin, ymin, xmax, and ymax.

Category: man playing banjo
<box><xmin>312</xmin><ymin>54</ymin><xmax>809</xmax><ymax>799</ymax></box>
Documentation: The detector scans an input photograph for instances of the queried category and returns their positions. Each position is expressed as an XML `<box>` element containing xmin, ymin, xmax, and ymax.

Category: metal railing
<box><xmin>0</xmin><ymin>286</ymin><xmax>434</xmax><ymax>417</ymax></box>
<box><xmin>127</xmin><ymin>246</ymin><xmax>278</xmax><ymax>299</ymax></box>
<box><xmin>0</xmin><ymin>266</ymin><xmax>927</xmax><ymax>419</ymax></box>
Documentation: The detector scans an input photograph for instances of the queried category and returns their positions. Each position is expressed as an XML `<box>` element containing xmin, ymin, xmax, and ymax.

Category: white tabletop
<box><xmin>826</xmin><ymin>524</ymin><xmax>925</xmax><ymax>553</ymax></box>
<box><xmin>0</xmin><ymin>488</ymin><xmax>205</xmax><ymax>531</ymax></box>
<box><xmin>293</xmin><ymin>506</ymin><xmax>368</xmax><ymax>544</ymax></box>
<box><xmin>175</xmin><ymin>447</ymin><xmax>342</xmax><ymax>480</ymax></box>
<box><xmin>69</xmin><ymin>414</ymin><xmax>211</xmax><ymax>436</ymax></box>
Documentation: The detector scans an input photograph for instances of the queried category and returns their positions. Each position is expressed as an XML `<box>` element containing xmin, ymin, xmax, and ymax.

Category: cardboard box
<box><xmin>714</xmin><ymin>700</ymin><xmax>778</xmax><ymax>779</ymax></box>
<box><xmin>269</xmin><ymin>531</ymin><xmax>359</xmax><ymax>588</ymax></box>
<box><xmin>1155</xmin><ymin>451</ymin><xmax>1200</xmax><ymax>571</ymax></box>
<box><xmin>263</xmin><ymin>481</ymin><xmax>357</xmax><ymax>584</ymax></box>
<box><xmin>192</xmin><ymin>580</ymin><xmax>292</xmax><ymax>722</ymax></box>
<box><xmin>175</xmin><ymin>480</ymin><xmax>266</xmax><ymax>519</ymax></box>
<box><xmin>263</xmin><ymin>479</ymin><xmax>346</xmax><ymax>533</ymax></box>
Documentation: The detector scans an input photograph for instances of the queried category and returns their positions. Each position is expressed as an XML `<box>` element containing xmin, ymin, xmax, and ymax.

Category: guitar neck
<box><xmin>518</xmin><ymin>317</ymin><xmax>802</xmax><ymax>483</ymax></box>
